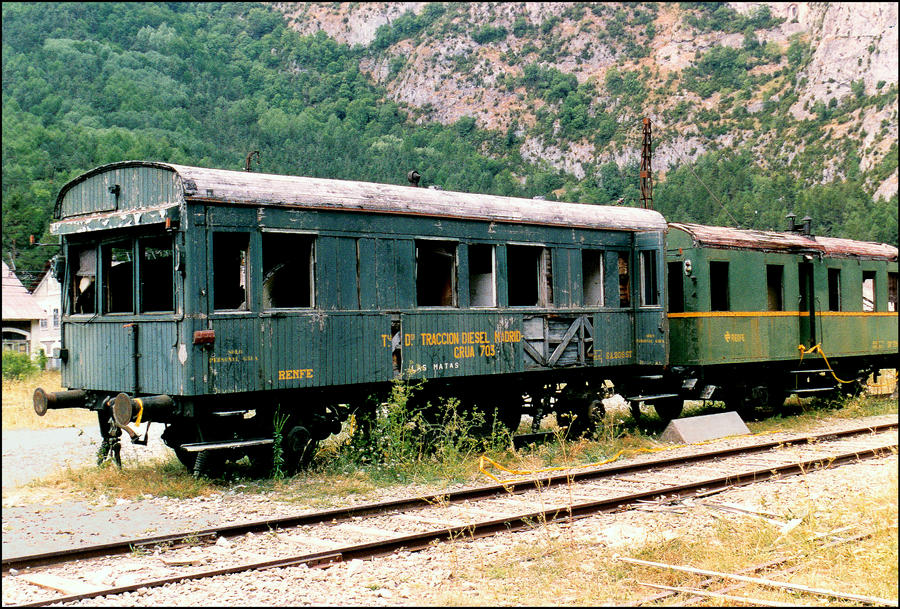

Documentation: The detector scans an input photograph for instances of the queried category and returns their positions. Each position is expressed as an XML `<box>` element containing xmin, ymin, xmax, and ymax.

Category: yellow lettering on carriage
<box><xmin>277</xmin><ymin>368</ymin><xmax>314</xmax><ymax>380</ymax></box>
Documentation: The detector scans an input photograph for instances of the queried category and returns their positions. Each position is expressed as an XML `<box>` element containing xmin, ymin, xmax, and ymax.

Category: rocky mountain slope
<box><xmin>273</xmin><ymin>2</ymin><xmax>898</xmax><ymax>201</ymax></box>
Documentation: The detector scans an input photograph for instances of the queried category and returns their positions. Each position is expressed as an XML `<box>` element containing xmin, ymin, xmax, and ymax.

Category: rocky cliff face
<box><xmin>271</xmin><ymin>2</ymin><xmax>898</xmax><ymax>200</ymax></box>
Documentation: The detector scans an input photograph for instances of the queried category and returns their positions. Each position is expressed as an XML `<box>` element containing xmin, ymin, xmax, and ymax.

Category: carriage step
<box><xmin>180</xmin><ymin>438</ymin><xmax>273</xmax><ymax>452</ymax></box>
<box><xmin>625</xmin><ymin>393</ymin><xmax>680</xmax><ymax>402</ymax></box>
<box><xmin>788</xmin><ymin>369</ymin><xmax>832</xmax><ymax>375</ymax></box>
<box><xmin>787</xmin><ymin>387</ymin><xmax>837</xmax><ymax>395</ymax></box>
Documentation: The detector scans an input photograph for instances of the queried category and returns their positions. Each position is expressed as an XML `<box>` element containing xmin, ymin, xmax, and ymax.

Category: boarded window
<box><xmin>582</xmin><ymin>250</ymin><xmax>604</xmax><ymax>306</ymax></box>
<box><xmin>889</xmin><ymin>272</ymin><xmax>898</xmax><ymax>313</ymax></box>
<box><xmin>508</xmin><ymin>245</ymin><xmax>551</xmax><ymax>306</ymax></box>
<box><xmin>766</xmin><ymin>265</ymin><xmax>783</xmax><ymax>311</ymax></box>
<box><xmin>616</xmin><ymin>253</ymin><xmax>630</xmax><ymax>307</ymax></box>
<box><xmin>862</xmin><ymin>270</ymin><xmax>876</xmax><ymax>312</ymax></box>
<box><xmin>710</xmin><ymin>261</ymin><xmax>729</xmax><ymax>311</ymax></box>
<box><xmin>640</xmin><ymin>250</ymin><xmax>659</xmax><ymax>306</ymax></box>
<box><xmin>667</xmin><ymin>261</ymin><xmax>684</xmax><ymax>313</ymax></box>
<box><xmin>140</xmin><ymin>236</ymin><xmax>174</xmax><ymax>313</ymax></box>
<box><xmin>262</xmin><ymin>233</ymin><xmax>314</xmax><ymax>309</ymax></box>
<box><xmin>103</xmin><ymin>240</ymin><xmax>133</xmax><ymax>313</ymax></box>
<box><xmin>416</xmin><ymin>240</ymin><xmax>456</xmax><ymax>307</ymax></box>
<box><xmin>827</xmin><ymin>268</ymin><xmax>841</xmax><ymax>311</ymax></box>
<box><xmin>71</xmin><ymin>246</ymin><xmax>96</xmax><ymax>314</ymax></box>
<box><xmin>213</xmin><ymin>232</ymin><xmax>249</xmax><ymax>310</ymax></box>
<box><xmin>468</xmin><ymin>244</ymin><xmax>495</xmax><ymax>307</ymax></box>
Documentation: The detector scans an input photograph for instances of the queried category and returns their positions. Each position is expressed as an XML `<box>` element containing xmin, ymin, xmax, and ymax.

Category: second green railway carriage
<box><xmin>36</xmin><ymin>161</ymin><xmax>668</xmax><ymax>474</ymax></box>
<box><xmin>661</xmin><ymin>222</ymin><xmax>898</xmax><ymax>412</ymax></box>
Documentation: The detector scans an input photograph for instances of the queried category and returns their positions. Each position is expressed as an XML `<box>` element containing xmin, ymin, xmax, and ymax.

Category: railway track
<box><xmin>3</xmin><ymin>421</ymin><xmax>896</xmax><ymax>607</ymax></box>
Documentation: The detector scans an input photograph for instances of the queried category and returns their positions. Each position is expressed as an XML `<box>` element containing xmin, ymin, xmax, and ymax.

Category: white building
<box><xmin>1</xmin><ymin>261</ymin><xmax>46</xmax><ymax>358</ymax></box>
<box><xmin>31</xmin><ymin>268</ymin><xmax>63</xmax><ymax>369</ymax></box>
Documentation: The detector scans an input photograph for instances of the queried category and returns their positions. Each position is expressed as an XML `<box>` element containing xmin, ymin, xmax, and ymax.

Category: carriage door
<box><xmin>798</xmin><ymin>261</ymin><xmax>816</xmax><ymax>347</ymax></box>
<box><xmin>634</xmin><ymin>232</ymin><xmax>666</xmax><ymax>365</ymax></box>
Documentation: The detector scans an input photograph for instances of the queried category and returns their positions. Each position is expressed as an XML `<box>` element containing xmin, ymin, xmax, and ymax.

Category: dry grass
<box><xmin>2</xmin><ymin>370</ymin><xmax>96</xmax><ymax>430</ymax></box>
<box><xmin>429</xmin><ymin>456</ymin><xmax>898</xmax><ymax>606</ymax></box>
<box><xmin>19</xmin><ymin>455</ymin><xmax>219</xmax><ymax>501</ymax></box>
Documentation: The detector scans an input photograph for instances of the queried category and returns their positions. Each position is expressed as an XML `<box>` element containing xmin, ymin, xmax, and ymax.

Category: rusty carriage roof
<box><xmin>53</xmin><ymin>161</ymin><xmax>667</xmax><ymax>233</ymax></box>
<box><xmin>669</xmin><ymin>222</ymin><xmax>898</xmax><ymax>261</ymax></box>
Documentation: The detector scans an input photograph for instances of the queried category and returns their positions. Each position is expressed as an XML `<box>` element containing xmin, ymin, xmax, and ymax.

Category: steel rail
<box><xmin>9</xmin><ymin>441</ymin><xmax>896</xmax><ymax>608</ymax></box>
<box><xmin>3</xmin><ymin>421</ymin><xmax>895</xmax><ymax>572</ymax></box>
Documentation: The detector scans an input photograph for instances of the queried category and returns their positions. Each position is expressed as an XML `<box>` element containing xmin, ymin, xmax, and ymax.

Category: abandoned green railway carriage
<box><xmin>663</xmin><ymin>222</ymin><xmax>898</xmax><ymax>411</ymax></box>
<box><xmin>39</xmin><ymin>161</ymin><xmax>668</xmax><ymax>472</ymax></box>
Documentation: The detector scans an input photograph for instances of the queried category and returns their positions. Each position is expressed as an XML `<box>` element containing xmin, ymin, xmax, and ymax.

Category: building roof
<box><xmin>669</xmin><ymin>222</ymin><xmax>898</xmax><ymax>261</ymax></box>
<box><xmin>54</xmin><ymin>161</ymin><xmax>668</xmax><ymax>233</ymax></box>
<box><xmin>2</xmin><ymin>262</ymin><xmax>47</xmax><ymax>321</ymax></box>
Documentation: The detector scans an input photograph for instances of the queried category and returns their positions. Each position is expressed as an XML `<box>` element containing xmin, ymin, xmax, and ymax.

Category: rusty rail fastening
<box><xmin>7</xmin><ymin>439</ymin><xmax>896</xmax><ymax>608</ymax></box>
<box><xmin>3</xmin><ymin>421</ymin><xmax>895</xmax><ymax>574</ymax></box>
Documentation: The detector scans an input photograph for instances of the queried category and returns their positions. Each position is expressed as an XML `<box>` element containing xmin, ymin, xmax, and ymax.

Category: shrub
<box><xmin>2</xmin><ymin>350</ymin><xmax>39</xmax><ymax>380</ymax></box>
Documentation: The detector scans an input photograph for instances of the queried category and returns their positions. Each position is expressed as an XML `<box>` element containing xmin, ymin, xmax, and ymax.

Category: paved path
<box><xmin>2</xmin><ymin>424</ymin><xmax>172</xmax><ymax>489</ymax></box>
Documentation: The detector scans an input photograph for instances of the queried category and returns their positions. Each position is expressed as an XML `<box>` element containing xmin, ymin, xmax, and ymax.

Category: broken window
<box><xmin>140</xmin><ymin>236</ymin><xmax>174</xmax><ymax>313</ymax></box>
<box><xmin>667</xmin><ymin>261</ymin><xmax>684</xmax><ymax>313</ymax></box>
<box><xmin>827</xmin><ymin>268</ymin><xmax>841</xmax><ymax>311</ymax></box>
<box><xmin>766</xmin><ymin>265</ymin><xmax>783</xmax><ymax>311</ymax></box>
<box><xmin>508</xmin><ymin>245</ymin><xmax>551</xmax><ymax>307</ymax></box>
<box><xmin>213</xmin><ymin>232</ymin><xmax>250</xmax><ymax>310</ymax></box>
<box><xmin>862</xmin><ymin>270</ymin><xmax>876</xmax><ymax>312</ymax></box>
<box><xmin>617</xmin><ymin>252</ymin><xmax>630</xmax><ymax>307</ymax></box>
<box><xmin>582</xmin><ymin>250</ymin><xmax>604</xmax><ymax>306</ymax></box>
<box><xmin>262</xmin><ymin>232</ymin><xmax>314</xmax><ymax>309</ymax></box>
<box><xmin>103</xmin><ymin>240</ymin><xmax>134</xmax><ymax>313</ymax></box>
<box><xmin>710</xmin><ymin>261</ymin><xmax>729</xmax><ymax>311</ymax></box>
<box><xmin>468</xmin><ymin>244</ymin><xmax>495</xmax><ymax>307</ymax></box>
<box><xmin>416</xmin><ymin>240</ymin><xmax>457</xmax><ymax>307</ymax></box>
<box><xmin>70</xmin><ymin>246</ymin><xmax>97</xmax><ymax>314</ymax></box>
<box><xmin>889</xmin><ymin>272</ymin><xmax>898</xmax><ymax>313</ymax></box>
<box><xmin>639</xmin><ymin>250</ymin><xmax>659</xmax><ymax>306</ymax></box>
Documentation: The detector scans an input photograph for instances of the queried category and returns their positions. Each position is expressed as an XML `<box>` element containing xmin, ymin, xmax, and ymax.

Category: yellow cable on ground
<box><xmin>797</xmin><ymin>343</ymin><xmax>853</xmax><ymax>384</ymax></box>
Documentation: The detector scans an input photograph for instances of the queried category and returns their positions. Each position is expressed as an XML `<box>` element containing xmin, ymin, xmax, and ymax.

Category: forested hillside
<box><xmin>2</xmin><ymin>2</ymin><xmax>897</xmax><ymax>287</ymax></box>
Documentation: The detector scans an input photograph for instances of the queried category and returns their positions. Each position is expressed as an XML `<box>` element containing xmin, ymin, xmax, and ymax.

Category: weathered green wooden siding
<box><xmin>59</xmin><ymin>165</ymin><xmax>180</xmax><ymax>217</ymax></box>
<box><xmin>63</xmin><ymin>321</ymin><xmax>184</xmax><ymax>394</ymax></box>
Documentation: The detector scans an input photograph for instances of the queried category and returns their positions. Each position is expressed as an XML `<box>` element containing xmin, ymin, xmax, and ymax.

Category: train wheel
<box><xmin>192</xmin><ymin>449</ymin><xmax>222</xmax><ymax>479</ymax></box>
<box><xmin>652</xmin><ymin>397</ymin><xmax>683</xmax><ymax>421</ymax></box>
<box><xmin>161</xmin><ymin>422</ymin><xmax>199</xmax><ymax>472</ymax></box>
<box><xmin>286</xmin><ymin>425</ymin><xmax>317</xmax><ymax>470</ymax></box>
<box><xmin>556</xmin><ymin>384</ymin><xmax>596</xmax><ymax>439</ymax></box>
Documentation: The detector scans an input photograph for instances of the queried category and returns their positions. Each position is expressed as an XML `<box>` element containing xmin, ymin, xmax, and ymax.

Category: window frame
<box><xmin>582</xmin><ymin>249</ymin><xmax>605</xmax><ymax>307</ymax></box>
<box><xmin>138</xmin><ymin>234</ymin><xmax>176</xmax><ymax>314</ymax></box>
<box><xmin>101</xmin><ymin>238</ymin><xmax>136</xmax><ymax>315</ymax></box>
<box><xmin>211</xmin><ymin>230</ymin><xmax>252</xmax><ymax>313</ymax></box>
<box><xmin>639</xmin><ymin>250</ymin><xmax>659</xmax><ymax>307</ymax></box>
<box><xmin>507</xmin><ymin>243</ymin><xmax>552</xmax><ymax>308</ymax></box>
<box><xmin>415</xmin><ymin>238</ymin><xmax>459</xmax><ymax>308</ymax></box>
<box><xmin>468</xmin><ymin>243</ymin><xmax>497</xmax><ymax>308</ymax></box>
<box><xmin>260</xmin><ymin>229</ymin><xmax>317</xmax><ymax>311</ymax></box>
